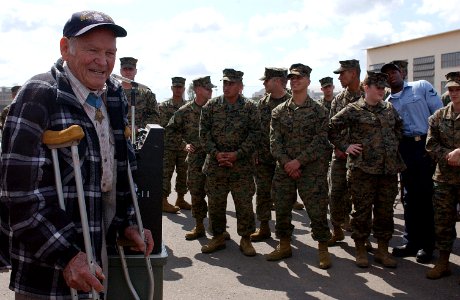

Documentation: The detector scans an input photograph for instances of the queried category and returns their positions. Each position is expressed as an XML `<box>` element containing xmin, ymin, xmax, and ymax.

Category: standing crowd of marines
<box><xmin>121</xmin><ymin>55</ymin><xmax>460</xmax><ymax>280</ymax></box>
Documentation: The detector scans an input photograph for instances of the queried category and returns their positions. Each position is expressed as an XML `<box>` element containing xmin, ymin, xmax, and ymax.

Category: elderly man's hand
<box><xmin>123</xmin><ymin>225</ymin><xmax>154</xmax><ymax>256</ymax></box>
<box><xmin>63</xmin><ymin>251</ymin><xmax>105</xmax><ymax>293</ymax></box>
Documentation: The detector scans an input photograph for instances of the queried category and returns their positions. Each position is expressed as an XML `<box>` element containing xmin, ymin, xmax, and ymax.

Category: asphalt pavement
<box><xmin>1</xmin><ymin>191</ymin><xmax>460</xmax><ymax>300</ymax></box>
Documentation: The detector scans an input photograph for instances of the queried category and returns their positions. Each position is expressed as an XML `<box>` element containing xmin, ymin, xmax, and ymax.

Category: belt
<box><xmin>402</xmin><ymin>134</ymin><xmax>427</xmax><ymax>142</ymax></box>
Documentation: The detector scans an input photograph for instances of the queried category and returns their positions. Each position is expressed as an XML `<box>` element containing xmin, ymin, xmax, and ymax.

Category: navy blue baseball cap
<box><xmin>63</xmin><ymin>11</ymin><xmax>127</xmax><ymax>38</ymax></box>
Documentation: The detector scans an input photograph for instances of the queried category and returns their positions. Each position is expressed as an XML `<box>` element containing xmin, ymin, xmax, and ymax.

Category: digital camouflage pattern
<box><xmin>125</xmin><ymin>87</ymin><xmax>160</xmax><ymax>128</ymax></box>
<box><xmin>166</xmin><ymin>100</ymin><xmax>207</xmax><ymax>219</ymax></box>
<box><xmin>160</xmin><ymin>98</ymin><xmax>189</xmax><ymax>197</ymax></box>
<box><xmin>426</xmin><ymin>103</ymin><xmax>460</xmax><ymax>185</ymax></box>
<box><xmin>0</xmin><ymin>104</ymin><xmax>10</xmax><ymax>130</ymax></box>
<box><xmin>317</xmin><ymin>97</ymin><xmax>333</xmax><ymax>114</ymax></box>
<box><xmin>328</xmin><ymin>87</ymin><xmax>365</xmax><ymax>227</ymax></box>
<box><xmin>329</xmin><ymin>98</ymin><xmax>406</xmax><ymax>242</ymax></box>
<box><xmin>347</xmin><ymin>168</ymin><xmax>399</xmax><ymax>241</ymax></box>
<box><xmin>200</xmin><ymin>95</ymin><xmax>260</xmax><ymax>236</ymax></box>
<box><xmin>270</xmin><ymin>96</ymin><xmax>331</xmax><ymax>241</ymax></box>
<box><xmin>426</xmin><ymin>100</ymin><xmax>460</xmax><ymax>251</ymax></box>
<box><xmin>254</xmin><ymin>92</ymin><xmax>290</xmax><ymax>222</ymax></box>
<box><xmin>329</xmin><ymin>98</ymin><xmax>406</xmax><ymax>175</ymax></box>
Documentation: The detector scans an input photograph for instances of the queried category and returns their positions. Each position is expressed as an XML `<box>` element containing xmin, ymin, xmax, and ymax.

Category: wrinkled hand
<box><xmin>124</xmin><ymin>226</ymin><xmax>154</xmax><ymax>256</ymax></box>
<box><xmin>446</xmin><ymin>148</ymin><xmax>460</xmax><ymax>167</ymax></box>
<box><xmin>334</xmin><ymin>148</ymin><xmax>347</xmax><ymax>160</ymax></box>
<box><xmin>346</xmin><ymin>144</ymin><xmax>363</xmax><ymax>156</ymax></box>
<box><xmin>63</xmin><ymin>251</ymin><xmax>105</xmax><ymax>293</ymax></box>
<box><xmin>216</xmin><ymin>152</ymin><xmax>237</xmax><ymax>167</ymax></box>
<box><xmin>284</xmin><ymin>159</ymin><xmax>301</xmax><ymax>179</ymax></box>
<box><xmin>185</xmin><ymin>144</ymin><xmax>195</xmax><ymax>153</ymax></box>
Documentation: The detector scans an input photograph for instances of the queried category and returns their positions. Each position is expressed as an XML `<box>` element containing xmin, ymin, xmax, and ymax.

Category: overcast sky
<box><xmin>1</xmin><ymin>0</ymin><xmax>459</xmax><ymax>100</ymax></box>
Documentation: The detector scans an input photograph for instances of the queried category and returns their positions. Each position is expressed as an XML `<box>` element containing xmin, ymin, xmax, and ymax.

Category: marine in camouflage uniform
<box><xmin>160</xmin><ymin>76</ymin><xmax>190</xmax><ymax>213</ymax></box>
<box><xmin>250</xmin><ymin>67</ymin><xmax>290</xmax><ymax>242</ymax></box>
<box><xmin>425</xmin><ymin>72</ymin><xmax>460</xmax><ymax>280</ymax></box>
<box><xmin>119</xmin><ymin>57</ymin><xmax>160</xmax><ymax>129</ymax></box>
<box><xmin>199</xmin><ymin>69</ymin><xmax>260</xmax><ymax>256</ymax></box>
<box><xmin>328</xmin><ymin>59</ymin><xmax>364</xmax><ymax>245</ymax></box>
<box><xmin>317</xmin><ymin>76</ymin><xmax>335</xmax><ymax>113</ymax></box>
<box><xmin>439</xmin><ymin>72</ymin><xmax>459</xmax><ymax>107</ymax></box>
<box><xmin>266</xmin><ymin>64</ymin><xmax>332</xmax><ymax>269</ymax></box>
<box><xmin>165</xmin><ymin>76</ymin><xmax>216</xmax><ymax>239</ymax></box>
<box><xmin>0</xmin><ymin>85</ymin><xmax>21</xmax><ymax>130</ymax></box>
<box><xmin>329</xmin><ymin>71</ymin><xmax>406</xmax><ymax>268</ymax></box>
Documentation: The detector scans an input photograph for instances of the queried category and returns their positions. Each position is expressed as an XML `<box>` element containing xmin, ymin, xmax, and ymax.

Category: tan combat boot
<box><xmin>327</xmin><ymin>225</ymin><xmax>345</xmax><ymax>246</ymax></box>
<box><xmin>175</xmin><ymin>193</ymin><xmax>191</xmax><ymax>210</ymax></box>
<box><xmin>266</xmin><ymin>236</ymin><xmax>292</xmax><ymax>261</ymax></box>
<box><xmin>355</xmin><ymin>240</ymin><xmax>369</xmax><ymax>268</ymax></box>
<box><xmin>293</xmin><ymin>201</ymin><xmax>304</xmax><ymax>210</ymax></box>
<box><xmin>201</xmin><ymin>234</ymin><xmax>226</xmax><ymax>253</ymax></box>
<box><xmin>162</xmin><ymin>197</ymin><xmax>180</xmax><ymax>214</ymax></box>
<box><xmin>374</xmin><ymin>240</ymin><xmax>397</xmax><ymax>268</ymax></box>
<box><xmin>426</xmin><ymin>250</ymin><xmax>451</xmax><ymax>279</ymax></box>
<box><xmin>250</xmin><ymin>221</ymin><xmax>271</xmax><ymax>242</ymax></box>
<box><xmin>240</xmin><ymin>236</ymin><xmax>256</xmax><ymax>256</ymax></box>
<box><xmin>318</xmin><ymin>241</ymin><xmax>332</xmax><ymax>269</ymax></box>
<box><xmin>185</xmin><ymin>219</ymin><xmax>205</xmax><ymax>240</ymax></box>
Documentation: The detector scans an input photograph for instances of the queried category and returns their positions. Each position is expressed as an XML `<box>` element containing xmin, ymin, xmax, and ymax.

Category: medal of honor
<box><xmin>95</xmin><ymin>108</ymin><xmax>104</xmax><ymax>123</ymax></box>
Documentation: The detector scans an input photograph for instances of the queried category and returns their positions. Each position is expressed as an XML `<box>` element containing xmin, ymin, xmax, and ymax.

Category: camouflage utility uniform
<box><xmin>160</xmin><ymin>98</ymin><xmax>189</xmax><ymax>198</ymax></box>
<box><xmin>200</xmin><ymin>95</ymin><xmax>260</xmax><ymax>237</ymax></box>
<box><xmin>328</xmin><ymin>87</ymin><xmax>364</xmax><ymax>228</ymax></box>
<box><xmin>166</xmin><ymin>100</ymin><xmax>207</xmax><ymax>220</ymax></box>
<box><xmin>329</xmin><ymin>98</ymin><xmax>406</xmax><ymax>242</ymax></box>
<box><xmin>255</xmin><ymin>92</ymin><xmax>290</xmax><ymax>223</ymax></box>
<box><xmin>426</xmin><ymin>103</ymin><xmax>460</xmax><ymax>252</ymax></box>
<box><xmin>270</xmin><ymin>96</ymin><xmax>332</xmax><ymax>241</ymax></box>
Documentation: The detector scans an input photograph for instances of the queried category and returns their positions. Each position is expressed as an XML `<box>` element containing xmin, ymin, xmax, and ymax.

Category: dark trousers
<box><xmin>399</xmin><ymin>136</ymin><xmax>435</xmax><ymax>251</ymax></box>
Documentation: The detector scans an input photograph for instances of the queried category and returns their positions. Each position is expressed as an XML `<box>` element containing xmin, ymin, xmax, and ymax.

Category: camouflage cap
<box><xmin>63</xmin><ymin>11</ymin><xmax>127</xmax><ymax>38</ymax></box>
<box><xmin>259</xmin><ymin>67</ymin><xmax>288</xmax><ymax>80</ymax></box>
<box><xmin>222</xmin><ymin>68</ymin><xmax>244</xmax><ymax>82</ymax></box>
<box><xmin>390</xmin><ymin>60</ymin><xmax>408</xmax><ymax>72</ymax></box>
<box><xmin>287</xmin><ymin>63</ymin><xmax>312</xmax><ymax>78</ymax></box>
<box><xmin>363</xmin><ymin>71</ymin><xmax>389</xmax><ymax>88</ymax></box>
<box><xmin>333</xmin><ymin>59</ymin><xmax>360</xmax><ymax>74</ymax></box>
<box><xmin>193</xmin><ymin>76</ymin><xmax>216</xmax><ymax>89</ymax></box>
<box><xmin>380</xmin><ymin>62</ymin><xmax>401</xmax><ymax>74</ymax></box>
<box><xmin>319</xmin><ymin>76</ymin><xmax>333</xmax><ymax>87</ymax></box>
<box><xmin>445</xmin><ymin>71</ymin><xmax>460</xmax><ymax>88</ymax></box>
<box><xmin>120</xmin><ymin>57</ymin><xmax>138</xmax><ymax>68</ymax></box>
<box><xmin>171</xmin><ymin>77</ymin><xmax>186</xmax><ymax>87</ymax></box>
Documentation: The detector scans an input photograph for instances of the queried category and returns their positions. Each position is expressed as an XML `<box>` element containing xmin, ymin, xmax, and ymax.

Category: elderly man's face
<box><xmin>61</xmin><ymin>27</ymin><xmax>117</xmax><ymax>91</ymax></box>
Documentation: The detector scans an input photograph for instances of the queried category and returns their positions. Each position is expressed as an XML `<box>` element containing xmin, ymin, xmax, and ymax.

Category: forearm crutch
<box><xmin>115</xmin><ymin>161</ymin><xmax>155</xmax><ymax>300</ymax></box>
<box><xmin>42</xmin><ymin>125</ymin><xmax>99</xmax><ymax>300</ymax></box>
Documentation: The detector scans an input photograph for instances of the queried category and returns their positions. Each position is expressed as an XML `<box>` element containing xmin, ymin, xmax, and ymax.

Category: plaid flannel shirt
<box><xmin>0</xmin><ymin>58</ymin><xmax>137</xmax><ymax>298</ymax></box>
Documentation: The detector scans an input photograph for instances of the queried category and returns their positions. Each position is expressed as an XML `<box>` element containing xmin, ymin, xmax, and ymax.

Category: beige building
<box><xmin>367</xmin><ymin>29</ymin><xmax>460</xmax><ymax>95</ymax></box>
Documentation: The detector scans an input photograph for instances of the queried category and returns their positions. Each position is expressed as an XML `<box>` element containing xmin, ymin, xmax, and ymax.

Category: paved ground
<box><xmin>1</xmin><ymin>191</ymin><xmax>460</xmax><ymax>299</ymax></box>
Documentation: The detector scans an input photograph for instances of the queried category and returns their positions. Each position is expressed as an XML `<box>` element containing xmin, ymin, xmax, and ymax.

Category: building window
<box><xmin>369</xmin><ymin>63</ymin><xmax>385</xmax><ymax>72</ymax></box>
<box><xmin>413</xmin><ymin>55</ymin><xmax>435</xmax><ymax>84</ymax></box>
<box><xmin>440</xmin><ymin>81</ymin><xmax>448</xmax><ymax>95</ymax></box>
<box><xmin>441</xmin><ymin>51</ymin><xmax>460</xmax><ymax>68</ymax></box>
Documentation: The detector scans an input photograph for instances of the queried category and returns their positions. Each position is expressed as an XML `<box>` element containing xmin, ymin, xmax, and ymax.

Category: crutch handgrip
<box><xmin>42</xmin><ymin>125</ymin><xmax>85</xmax><ymax>148</ymax></box>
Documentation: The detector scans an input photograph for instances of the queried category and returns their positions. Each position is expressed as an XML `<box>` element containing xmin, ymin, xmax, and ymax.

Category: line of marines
<box><xmin>111</xmin><ymin>56</ymin><xmax>460</xmax><ymax>280</ymax></box>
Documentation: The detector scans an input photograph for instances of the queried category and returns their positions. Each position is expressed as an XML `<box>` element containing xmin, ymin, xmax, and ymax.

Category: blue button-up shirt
<box><xmin>386</xmin><ymin>80</ymin><xmax>442</xmax><ymax>137</ymax></box>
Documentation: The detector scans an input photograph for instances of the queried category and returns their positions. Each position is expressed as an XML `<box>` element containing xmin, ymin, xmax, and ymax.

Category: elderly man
<box><xmin>0</xmin><ymin>11</ymin><xmax>153</xmax><ymax>299</ymax></box>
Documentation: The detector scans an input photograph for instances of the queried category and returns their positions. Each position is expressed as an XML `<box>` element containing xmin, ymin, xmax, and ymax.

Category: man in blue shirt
<box><xmin>381</xmin><ymin>62</ymin><xmax>442</xmax><ymax>263</ymax></box>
